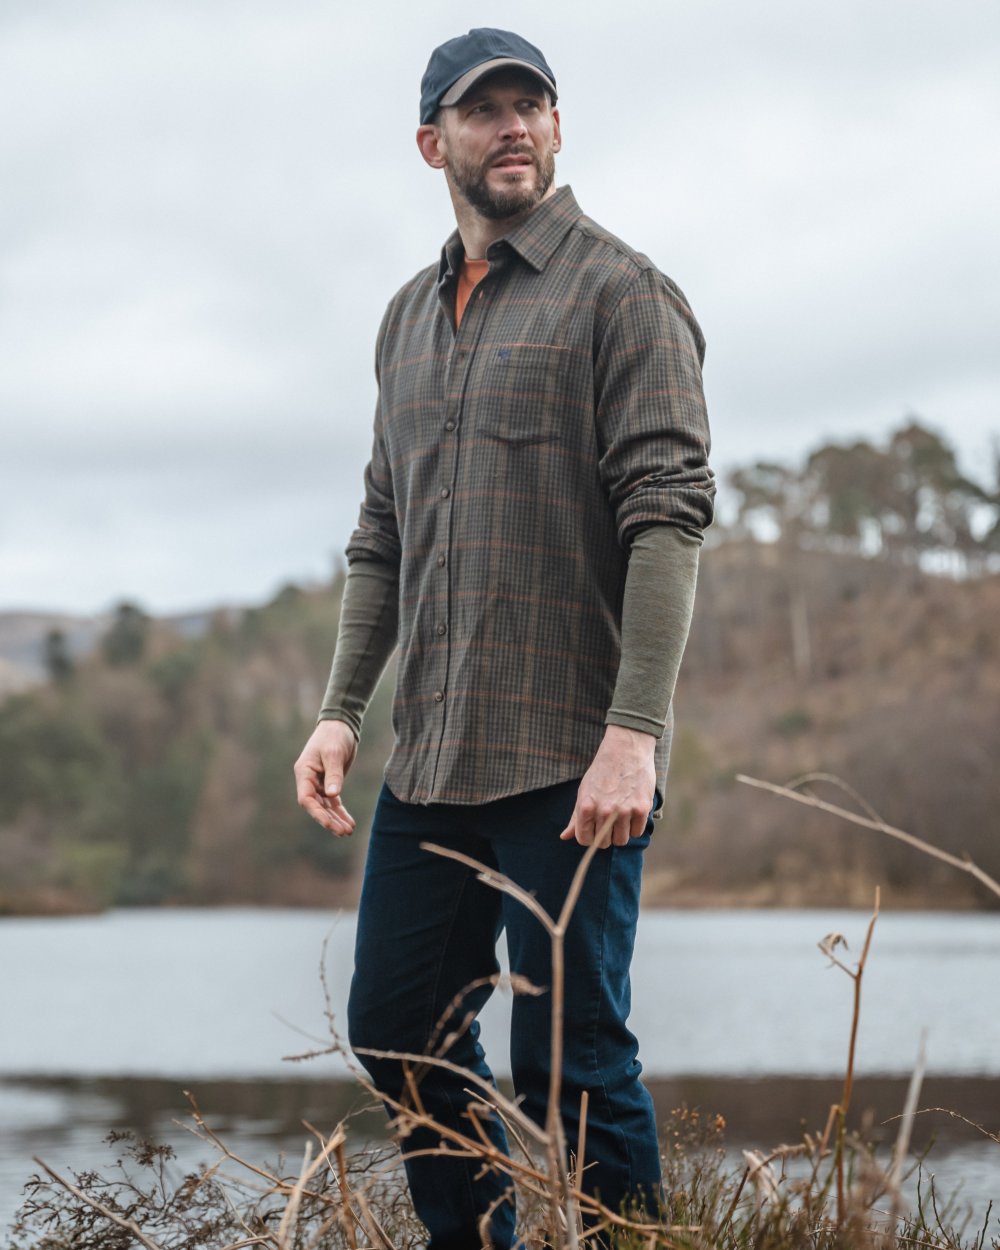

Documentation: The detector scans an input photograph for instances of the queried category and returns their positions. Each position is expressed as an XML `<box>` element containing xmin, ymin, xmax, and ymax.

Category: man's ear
<box><xmin>416</xmin><ymin>124</ymin><xmax>447</xmax><ymax>169</ymax></box>
<box><xmin>551</xmin><ymin>107</ymin><xmax>562</xmax><ymax>153</ymax></box>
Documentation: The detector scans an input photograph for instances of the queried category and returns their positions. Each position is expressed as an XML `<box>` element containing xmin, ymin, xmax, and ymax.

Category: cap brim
<box><xmin>439</xmin><ymin>57</ymin><xmax>557</xmax><ymax>108</ymax></box>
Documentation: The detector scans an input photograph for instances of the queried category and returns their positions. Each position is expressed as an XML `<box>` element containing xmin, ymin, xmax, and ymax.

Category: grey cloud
<box><xmin>2</xmin><ymin>0</ymin><xmax>998</xmax><ymax>610</ymax></box>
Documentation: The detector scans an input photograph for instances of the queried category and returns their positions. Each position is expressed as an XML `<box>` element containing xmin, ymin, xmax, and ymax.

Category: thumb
<box><xmin>324</xmin><ymin>760</ymin><xmax>344</xmax><ymax>797</ymax></box>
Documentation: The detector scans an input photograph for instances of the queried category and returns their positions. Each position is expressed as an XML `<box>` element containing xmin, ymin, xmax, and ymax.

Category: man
<box><xmin>294</xmin><ymin>28</ymin><xmax>714</xmax><ymax>1247</ymax></box>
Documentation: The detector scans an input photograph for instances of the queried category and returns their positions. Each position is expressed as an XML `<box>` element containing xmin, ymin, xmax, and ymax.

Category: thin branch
<box><xmin>353</xmin><ymin>1045</ymin><xmax>546</xmax><ymax>1143</ymax></box>
<box><xmin>351</xmin><ymin>1186</ymin><xmax>396</xmax><ymax>1250</ymax></box>
<box><xmin>548</xmin><ymin>824</ymin><xmax>613</xmax><ymax>1250</ymax></box>
<box><xmin>275</xmin><ymin>1141</ymin><xmax>312</xmax><ymax>1248</ymax></box>
<box><xmin>556</xmin><ymin>833</ymin><xmax>607</xmax><ymax>937</ymax></box>
<box><xmin>736</xmin><ymin>774</ymin><xmax>1000</xmax><ymax>900</ymax></box>
<box><xmin>426</xmin><ymin>973</ymin><xmax>537</xmax><ymax>1059</ymax></box>
<box><xmin>185</xmin><ymin>1091</ymin><xmax>300</xmax><ymax>1191</ymax></box>
<box><xmin>887</xmin><ymin>1031</ymin><xmax>928</xmax><ymax>1228</ymax></box>
<box><xmin>31</xmin><ymin>1157</ymin><xmax>168</xmax><ymax>1250</ymax></box>
<box><xmin>182</xmin><ymin>1092</ymin><xmax>342</xmax><ymax>1216</ymax></box>
<box><xmin>835</xmin><ymin>889</ymin><xmax>880</xmax><ymax>1224</ymax></box>
<box><xmin>843</xmin><ymin>890</ymin><xmax>880</xmax><ymax>1117</ymax></box>
<box><xmin>575</xmin><ymin>1089</ymin><xmax>590</xmax><ymax>1188</ymax></box>
<box><xmin>333</xmin><ymin>1136</ymin><xmax>360</xmax><ymax>1250</ymax></box>
<box><xmin>785</xmin><ymin>771</ymin><xmax>890</xmax><ymax>827</ymax></box>
<box><xmin>421</xmin><ymin>841</ymin><xmax>556</xmax><ymax>933</ymax></box>
<box><xmin>882</xmin><ymin>1107</ymin><xmax>1000</xmax><ymax>1145</ymax></box>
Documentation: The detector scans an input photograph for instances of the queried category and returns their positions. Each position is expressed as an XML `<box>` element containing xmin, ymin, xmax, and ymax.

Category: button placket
<box><xmin>426</xmin><ymin>269</ymin><xmax>495</xmax><ymax>789</ymax></box>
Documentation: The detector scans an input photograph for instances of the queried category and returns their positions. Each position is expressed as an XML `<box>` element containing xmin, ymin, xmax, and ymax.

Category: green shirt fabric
<box><xmin>322</xmin><ymin>523</ymin><xmax>699</xmax><ymax>747</ymax></box>
<box><xmin>321</xmin><ymin>186</ymin><xmax>713</xmax><ymax>804</ymax></box>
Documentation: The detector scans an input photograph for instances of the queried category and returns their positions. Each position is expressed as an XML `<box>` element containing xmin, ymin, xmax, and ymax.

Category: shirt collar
<box><xmin>438</xmin><ymin>185</ymin><xmax>583</xmax><ymax>284</ymax></box>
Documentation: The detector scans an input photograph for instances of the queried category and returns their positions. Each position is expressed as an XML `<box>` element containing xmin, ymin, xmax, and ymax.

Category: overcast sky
<box><xmin>2</xmin><ymin>0</ymin><xmax>998</xmax><ymax>615</ymax></box>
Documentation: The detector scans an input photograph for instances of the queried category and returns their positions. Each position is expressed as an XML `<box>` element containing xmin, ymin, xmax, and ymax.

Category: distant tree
<box><xmin>801</xmin><ymin>440</ymin><xmax>892</xmax><ymax>554</ymax></box>
<box><xmin>980</xmin><ymin>437</ymin><xmax>1000</xmax><ymax>561</ymax></box>
<box><xmin>729</xmin><ymin>418</ymin><xmax>997</xmax><ymax>571</ymax></box>
<box><xmin>728</xmin><ymin>461</ymin><xmax>802</xmax><ymax>542</ymax></box>
<box><xmin>43</xmin><ymin>628</ymin><xmax>74</xmax><ymax>684</ymax></box>
<box><xmin>101</xmin><ymin>602</ymin><xmax>150</xmax><ymax>666</ymax></box>
<box><xmin>885</xmin><ymin>419</ymin><xmax>988</xmax><ymax>566</ymax></box>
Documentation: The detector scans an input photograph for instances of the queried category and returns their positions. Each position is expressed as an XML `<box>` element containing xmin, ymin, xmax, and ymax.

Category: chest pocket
<box><xmin>473</xmin><ymin>343</ymin><xmax>584</xmax><ymax>446</ymax></box>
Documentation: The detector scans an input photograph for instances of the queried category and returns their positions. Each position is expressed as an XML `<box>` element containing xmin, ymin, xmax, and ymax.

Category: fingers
<box><xmin>610</xmin><ymin>812</ymin><xmax>632</xmax><ymax>847</ymax></box>
<box><xmin>559</xmin><ymin>806</ymin><xmax>630</xmax><ymax>848</ymax></box>
<box><xmin>559</xmin><ymin>802</ymin><xmax>647</xmax><ymax>848</ymax></box>
<box><xmin>323</xmin><ymin>798</ymin><xmax>356</xmax><ymax>837</ymax></box>
<box><xmin>293</xmin><ymin>723</ymin><xmax>358</xmax><ymax>836</ymax></box>
<box><xmin>295</xmin><ymin>762</ymin><xmax>356</xmax><ymax>835</ymax></box>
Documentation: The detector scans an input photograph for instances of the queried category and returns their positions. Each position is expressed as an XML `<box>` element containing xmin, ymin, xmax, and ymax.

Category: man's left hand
<box><xmin>559</xmin><ymin>725</ymin><xmax>657</xmax><ymax>848</ymax></box>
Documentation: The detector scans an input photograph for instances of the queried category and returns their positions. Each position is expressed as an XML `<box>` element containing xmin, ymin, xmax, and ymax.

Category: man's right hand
<box><xmin>293</xmin><ymin>719</ymin><xmax>358</xmax><ymax>836</ymax></box>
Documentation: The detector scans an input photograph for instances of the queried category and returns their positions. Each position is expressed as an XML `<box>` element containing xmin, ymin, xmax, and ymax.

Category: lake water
<box><xmin>3</xmin><ymin>908</ymin><xmax>999</xmax><ymax>1228</ymax></box>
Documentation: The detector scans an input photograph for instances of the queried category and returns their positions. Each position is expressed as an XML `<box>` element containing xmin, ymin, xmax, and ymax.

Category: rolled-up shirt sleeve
<box><xmin>594</xmin><ymin>266</ymin><xmax>715</xmax><ymax>546</ymax></box>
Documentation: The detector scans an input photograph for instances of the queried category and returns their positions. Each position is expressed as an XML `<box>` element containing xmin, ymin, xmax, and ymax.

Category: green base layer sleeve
<box><xmin>605</xmin><ymin>524</ymin><xmax>701</xmax><ymax>738</ymax></box>
<box><xmin>317</xmin><ymin>558</ymin><xmax>399</xmax><ymax>739</ymax></box>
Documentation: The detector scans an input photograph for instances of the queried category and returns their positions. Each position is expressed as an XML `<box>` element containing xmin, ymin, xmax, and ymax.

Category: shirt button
<box><xmin>433</xmin><ymin>690</ymin><xmax>445</xmax><ymax>702</ymax></box>
<box><xmin>444</xmin><ymin>420</ymin><xmax>456</xmax><ymax>432</ymax></box>
<box><xmin>440</xmin><ymin>487</ymin><xmax>450</xmax><ymax>499</ymax></box>
<box><xmin>436</xmin><ymin>555</ymin><xmax>446</xmax><ymax>567</ymax></box>
<box><xmin>436</xmin><ymin>623</ymin><xmax>447</xmax><ymax>636</ymax></box>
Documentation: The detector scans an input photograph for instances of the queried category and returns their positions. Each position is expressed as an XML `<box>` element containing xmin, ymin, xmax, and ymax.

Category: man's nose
<box><xmin>497</xmin><ymin>108</ymin><xmax>528</xmax><ymax>140</ymax></box>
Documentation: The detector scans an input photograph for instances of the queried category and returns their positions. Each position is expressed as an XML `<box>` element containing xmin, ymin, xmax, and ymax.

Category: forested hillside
<box><xmin>0</xmin><ymin>583</ymin><xmax>392</xmax><ymax>913</ymax></box>
<box><xmin>660</xmin><ymin>539</ymin><xmax>1000</xmax><ymax>906</ymax></box>
<box><xmin>1</xmin><ymin>419</ymin><xmax>997</xmax><ymax>913</ymax></box>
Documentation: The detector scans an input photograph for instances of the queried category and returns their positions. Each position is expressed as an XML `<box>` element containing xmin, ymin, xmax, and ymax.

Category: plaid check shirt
<box><xmin>346</xmin><ymin>186</ymin><xmax>714</xmax><ymax>805</ymax></box>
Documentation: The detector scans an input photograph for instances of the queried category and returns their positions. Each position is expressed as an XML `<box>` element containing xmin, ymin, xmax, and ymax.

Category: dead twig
<box><xmin>299</xmin><ymin>1122</ymin><xmax>359</xmax><ymax>1250</ymax></box>
<box><xmin>829</xmin><ymin>889</ymin><xmax>880</xmax><ymax>1224</ymax></box>
<box><xmin>30</xmin><ymin>1156</ymin><xmax>169</xmax><ymax>1250</ymax></box>
<box><xmin>574</xmin><ymin>1088</ymin><xmax>590</xmax><ymax>1189</ymax></box>
<box><xmin>887</xmin><ymin>1031</ymin><xmax>928</xmax><ymax>1230</ymax></box>
<box><xmin>276</xmin><ymin>1141</ymin><xmax>313</xmax><ymax>1248</ymax></box>
<box><xmin>883</xmin><ymin>1106</ymin><xmax>1000</xmax><ymax>1145</ymax></box>
<box><xmin>420</xmin><ymin>842</ymin><xmax>556</xmax><ymax>933</ymax></box>
<box><xmin>736</xmin><ymin>773</ymin><xmax>1000</xmax><ymax>901</ymax></box>
<box><xmin>422</xmin><ymin>824</ymin><xmax>613</xmax><ymax>1250</ymax></box>
<box><xmin>548</xmin><ymin>833</ymin><xmax>608</xmax><ymax>1250</ymax></box>
<box><xmin>354</xmin><ymin>1044</ymin><xmax>546</xmax><ymax>1144</ymax></box>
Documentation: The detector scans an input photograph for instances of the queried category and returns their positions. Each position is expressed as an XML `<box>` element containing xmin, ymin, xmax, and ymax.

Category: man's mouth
<box><xmin>491</xmin><ymin>152</ymin><xmax>536</xmax><ymax>170</ymax></box>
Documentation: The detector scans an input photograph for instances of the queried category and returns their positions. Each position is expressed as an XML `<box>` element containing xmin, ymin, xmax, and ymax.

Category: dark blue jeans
<box><xmin>347</xmin><ymin>779</ymin><xmax>661</xmax><ymax>1249</ymax></box>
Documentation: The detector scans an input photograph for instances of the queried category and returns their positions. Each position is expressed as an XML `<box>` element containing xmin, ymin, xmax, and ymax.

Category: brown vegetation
<box><xmin>656</xmin><ymin>539</ymin><xmax>1000</xmax><ymax>908</ymax></box>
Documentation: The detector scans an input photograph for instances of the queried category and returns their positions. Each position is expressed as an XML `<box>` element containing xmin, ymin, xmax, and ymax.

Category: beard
<box><xmin>448</xmin><ymin>145</ymin><xmax>556</xmax><ymax>220</ymax></box>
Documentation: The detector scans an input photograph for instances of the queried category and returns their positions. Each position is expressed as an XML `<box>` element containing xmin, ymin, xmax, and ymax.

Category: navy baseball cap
<box><xmin>420</xmin><ymin>28</ymin><xmax>557</xmax><ymax>125</ymax></box>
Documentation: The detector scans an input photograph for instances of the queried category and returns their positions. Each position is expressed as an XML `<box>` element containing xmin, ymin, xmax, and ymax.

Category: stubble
<box><xmin>447</xmin><ymin>146</ymin><xmax>556</xmax><ymax>221</ymax></box>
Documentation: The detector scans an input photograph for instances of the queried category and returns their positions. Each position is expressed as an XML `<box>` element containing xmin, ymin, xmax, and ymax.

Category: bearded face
<box><xmin>446</xmin><ymin>141</ymin><xmax>556</xmax><ymax>220</ymax></box>
<box><xmin>432</xmin><ymin>71</ymin><xmax>561</xmax><ymax>222</ymax></box>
